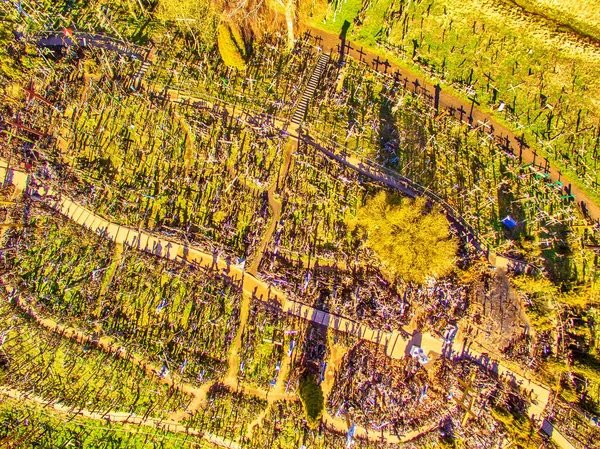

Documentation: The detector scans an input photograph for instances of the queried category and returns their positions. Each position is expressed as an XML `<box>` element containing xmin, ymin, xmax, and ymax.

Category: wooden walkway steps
<box><xmin>291</xmin><ymin>53</ymin><xmax>329</xmax><ymax>127</ymax></box>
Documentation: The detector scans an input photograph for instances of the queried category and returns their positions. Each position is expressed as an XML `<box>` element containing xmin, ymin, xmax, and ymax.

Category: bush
<box><xmin>354</xmin><ymin>191</ymin><xmax>458</xmax><ymax>284</ymax></box>
<box><xmin>217</xmin><ymin>22</ymin><xmax>247</xmax><ymax>70</ymax></box>
<box><xmin>298</xmin><ymin>372</ymin><xmax>324</xmax><ymax>429</ymax></box>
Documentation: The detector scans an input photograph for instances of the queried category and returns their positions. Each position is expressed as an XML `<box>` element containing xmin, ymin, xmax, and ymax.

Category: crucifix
<box><xmin>372</xmin><ymin>56</ymin><xmax>382</xmax><ymax>72</ymax></box>
<box><xmin>23</xmin><ymin>81</ymin><xmax>55</xmax><ymax>109</ymax></box>
<box><xmin>356</xmin><ymin>46</ymin><xmax>366</xmax><ymax>63</ymax></box>
<box><xmin>382</xmin><ymin>59</ymin><xmax>391</xmax><ymax>74</ymax></box>
<box><xmin>515</xmin><ymin>133</ymin><xmax>528</xmax><ymax>164</ymax></box>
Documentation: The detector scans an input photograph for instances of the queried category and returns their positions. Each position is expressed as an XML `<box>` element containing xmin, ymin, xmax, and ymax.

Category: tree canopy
<box><xmin>298</xmin><ymin>373</ymin><xmax>324</xmax><ymax>429</ymax></box>
<box><xmin>217</xmin><ymin>22</ymin><xmax>247</xmax><ymax>70</ymax></box>
<box><xmin>355</xmin><ymin>192</ymin><xmax>457</xmax><ymax>284</ymax></box>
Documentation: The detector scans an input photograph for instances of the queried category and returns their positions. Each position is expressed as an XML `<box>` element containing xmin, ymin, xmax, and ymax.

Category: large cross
<box><xmin>5</xmin><ymin>116</ymin><xmax>47</xmax><ymax>138</ymax></box>
<box><xmin>22</xmin><ymin>81</ymin><xmax>55</xmax><ymax>108</ymax></box>
<box><xmin>515</xmin><ymin>133</ymin><xmax>529</xmax><ymax>164</ymax></box>
<box><xmin>355</xmin><ymin>46</ymin><xmax>366</xmax><ymax>63</ymax></box>
<box><xmin>454</xmin><ymin>371</ymin><xmax>479</xmax><ymax>426</ymax></box>
<box><xmin>372</xmin><ymin>56</ymin><xmax>382</xmax><ymax>71</ymax></box>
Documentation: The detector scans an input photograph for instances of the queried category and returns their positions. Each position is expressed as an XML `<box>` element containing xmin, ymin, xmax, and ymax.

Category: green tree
<box><xmin>355</xmin><ymin>191</ymin><xmax>457</xmax><ymax>284</ymax></box>
<box><xmin>217</xmin><ymin>22</ymin><xmax>247</xmax><ymax>70</ymax></box>
<box><xmin>298</xmin><ymin>372</ymin><xmax>324</xmax><ymax>429</ymax></box>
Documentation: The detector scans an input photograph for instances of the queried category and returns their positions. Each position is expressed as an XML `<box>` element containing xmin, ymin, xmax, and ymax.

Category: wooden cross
<box><xmin>0</xmin><ymin>126</ymin><xmax>35</xmax><ymax>145</ymax></box>
<box><xmin>372</xmin><ymin>56</ymin><xmax>382</xmax><ymax>71</ymax></box>
<box><xmin>356</xmin><ymin>46</ymin><xmax>366</xmax><ymax>63</ymax></box>
<box><xmin>457</xmin><ymin>105</ymin><xmax>467</xmax><ymax>122</ymax></box>
<box><xmin>515</xmin><ymin>133</ymin><xmax>528</xmax><ymax>164</ymax></box>
<box><xmin>382</xmin><ymin>59</ymin><xmax>391</xmax><ymax>74</ymax></box>
<box><xmin>466</xmin><ymin>95</ymin><xmax>479</xmax><ymax>125</ymax></box>
<box><xmin>23</xmin><ymin>81</ymin><xmax>55</xmax><ymax>108</ymax></box>
<box><xmin>434</xmin><ymin>84</ymin><xmax>442</xmax><ymax>112</ymax></box>
<box><xmin>5</xmin><ymin>116</ymin><xmax>47</xmax><ymax>138</ymax></box>
<box><xmin>412</xmin><ymin>78</ymin><xmax>420</xmax><ymax>94</ymax></box>
<box><xmin>508</xmin><ymin>82</ymin><xmax>524</xmax><ymax>93</ymax></box>
<box><xmin>483</xmin><ymin>72</ymin><xmax>495</xmax><ymax>83</ymax></box>
<box><xmin>454</xmin><ymin>371</ymin><xmax>478</xmax><ymax>426</ymax></box>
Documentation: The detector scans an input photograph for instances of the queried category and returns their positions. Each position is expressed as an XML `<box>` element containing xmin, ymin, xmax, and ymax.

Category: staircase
<box><xmin>132</xmin><ymin>59</ymin><xmax>152</xmax><ymax>88</ymax></box>
<box><xmin>291</xmin><ymin>53</ymin><xmax>330</xmax><ymax>127</ymax></box>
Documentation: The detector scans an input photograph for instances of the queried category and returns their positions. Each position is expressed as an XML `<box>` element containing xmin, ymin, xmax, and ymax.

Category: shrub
<box><xmin>354</xmin><ymin>191</ymin><xmax>457</xmax><ymax>284</ymax></box>
<box><xmin>298</xmin><ymin>372</ymin><xmax>324</xmax><ymax>429</ymax></box>
<box><xmin>217</xmin><ymin>22</ymin><xmax>247</xmax><ymax>70</ymax></box>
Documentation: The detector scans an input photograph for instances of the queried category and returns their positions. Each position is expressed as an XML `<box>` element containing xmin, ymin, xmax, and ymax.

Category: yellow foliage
<box><xmin>217</xmin><ymin>22</ymin><xmax>247</xmax><ymax>70</ymax></box>
<box><xmin>356</xmin><ymin>192</ymin><xmax>457</xmax><ymax>284</ymax></box>
<box><xmin>155</xmin><ymin>0</ymin><xmax>218</xmax><ymax>45</ymax></box>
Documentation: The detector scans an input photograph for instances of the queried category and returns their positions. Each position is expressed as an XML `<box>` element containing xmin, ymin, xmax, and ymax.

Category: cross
<box><xmin>457</xmin><ymin>105</ymin><xmax>466</xmax><ymax>122</ymax></box>
<box><xmin>454</xmin><ymin>371</ymin><xmax>478</xmax><ymax>426</ymax></box>
<box><xmin>5</xmin><ymin>116</ymin><xmax>47</xmax><ymax>138</ymax></box>
<box><xmin>508</xmin><ymin>82</ymin><xmax>524</xmax><ymax>93</ymax></box>
<box><xmin>504</xmin><ymin>136</ymin><xmax>511</xmax><ymax>154</ymax></box>
<box><xmin>0</xmin><ymin>126</ymin><xmax>35</xmax><ymax>145</ymax></box>
<box><xmin>467</xmin><ymin>95</ymin><xmax>480</xmax><ymax>126</ymax></box>
<box><xmin>412</xmin><ymin>78</ymin><xmax>420</xmax><ymax>94</ymax></box>
<box><xmin>372</xmin><ymin>56</ymin><xmax>382</xmax><ymax>71</ymax></box>
<box><xmin>393</xmin><ymin>70</ymin><xmax>402</xmax><ymax>84</ymax></box>
<box><xmin>515</xmin><ymin>133</ymin><xmax>528</xmax><ymax>164</ymax></box>
<box><xmin>22</xmin><ymin>81</ymin><xmax>55</xmax><ymax>108</ymax></box>
<box><xmin>355</xmin><ymin>46</ymin><xmax>366</xmax><ymax>63</ymax></box>
<box><xmin>434</xmin><ymin>84</ymin><xmax>442</xmax><ymax>112</ymax></box>
<box><xmin>382</xmin><ymin>59</ymin><xmax>391</xmax><ymax>74</ymax></box>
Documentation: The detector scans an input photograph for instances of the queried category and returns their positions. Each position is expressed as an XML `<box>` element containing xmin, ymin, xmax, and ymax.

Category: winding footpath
<box><xmin>30</xmin><ymin>185</ymin><xmax>568</xmax><ymax>445</ymax></box>
<box><xmin>0</xmin><ymin>386</ymin><xmax>242</xmax><ymax>449</ymax></box>
<box><xmin>11</xmin><ymin>29</ymin><xmax>585</xmax><ymax>447</ymax></box>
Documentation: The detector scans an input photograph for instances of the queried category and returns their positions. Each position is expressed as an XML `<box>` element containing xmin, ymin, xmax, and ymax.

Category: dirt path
<box><xmin>247</xmin><ymin>139</ymin><xmax>297</xmax><ymax>275</ymax></box>
<box><xmin>24</xmin><ymin>191</ymin><xmax>568</xmax><ymax>446</ymax></box>
<box><xmin>304</xmin><ymin>24</ymin><xmax>600</xmax><ymax>222</ymax></box>
<box><xmin>0</xmin><ymin>282</ymin><xmax>210</xmax><ymax>414</ymax></box>
<box><xmin>0</xmin><ymin>386</ymin><xmax>243</xmax><ymax>449</ymax></box>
